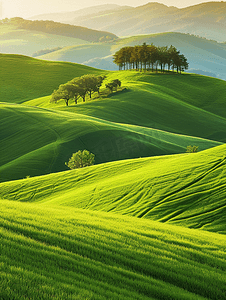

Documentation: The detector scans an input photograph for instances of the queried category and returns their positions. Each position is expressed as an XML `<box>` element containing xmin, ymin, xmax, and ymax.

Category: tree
<box><xmin>51</xmin><ymin>83</ymin><xmax>75</xmax><ymax>106</ymax></box>
<box><xmin>186</xmin><ymin>145</ymin><xmax>199</xmax><ymax>153</ymax></box>
<box><xmin>105</xmin><ymin>79</ymin><xmax>121</xmax><ymax>92</ymax></box>
<box><xmin>65</xmin><ymin>150</ymin><xmax>95</xmax><ymax>169</ymax></box>
<box><xmin>112</xmin><ymin>43</ymin><xmax>188</xmax><ymax>74</ymax></box>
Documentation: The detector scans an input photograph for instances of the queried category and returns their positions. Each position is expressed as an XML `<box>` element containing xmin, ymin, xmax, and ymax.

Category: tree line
<box><xmin>51</xmin><ymin>74</ymin><xmax>106</xmax><ymax>106</ymax></box>
<box><xmin>113</xmin><ymin>43</ymin><xmax>189</xmax><ymax>73</ymax></box>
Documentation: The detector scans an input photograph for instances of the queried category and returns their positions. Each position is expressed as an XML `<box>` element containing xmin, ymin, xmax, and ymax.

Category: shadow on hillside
<box><xmin>104</xmin><ymin>87</ymin><xmax>130</xmax><ymax>98</ymax></box>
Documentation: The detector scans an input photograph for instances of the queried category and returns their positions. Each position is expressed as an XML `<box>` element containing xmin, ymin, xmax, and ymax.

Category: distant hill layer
<box><xmin>1</xmin><ymin>144</ymin><xmax>226</xmax><ymax>234</ymax></box>
<box><xmin>67</xmin><ymin>2</ymin><xmax>226</xmax><ymax>42</ymax></box>
<box><xmin>29</xmin><ymin>4</ymin><xmax>130</xmax><ymax>23</ymax></box>
<box><xmin>0</xmin><ymin>17</ymin><xmax>117</xmax><ymax>44</ymax></box>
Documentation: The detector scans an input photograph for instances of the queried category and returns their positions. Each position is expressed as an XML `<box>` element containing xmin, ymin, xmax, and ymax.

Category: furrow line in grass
<box><xmin>140</xmin><ymin>156</ymin><xmax>226</xmax><ymax>219</ymax></box>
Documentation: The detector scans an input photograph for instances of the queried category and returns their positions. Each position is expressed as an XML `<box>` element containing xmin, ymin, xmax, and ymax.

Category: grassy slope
<box><xmin>0</xmin><ymin>54</ymin><xmax>104</xmax><ymax>103</ymax></box>
<box><xmin>1</xmin><ymin>101</ymin><xmax>221</xmax><ymax>182</ymax></box>
<box><xmin>1</xmin><ymin>144</ymin><xmax>226</xmax><ymax>234</ymax></box>
<box><xmin>58</xmin><ymin>71</ymin><xmax>226</xmax><ymax>140</ymax></box>
<box><xmin>1</xmin><ymin>200</ymin><xmax>225</xmax><ymax>300</ymax></box>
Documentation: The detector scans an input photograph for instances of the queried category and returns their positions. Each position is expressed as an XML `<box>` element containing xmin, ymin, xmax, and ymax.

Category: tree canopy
<box><xmin>113</xmin><ymin>43</ymin><xmax>189</xmax><ymax>73</ymax></box>
<box><xmin>51</xmin><ymin>74</ymin><xmax>106</xmax><ymax>106</ymax></box>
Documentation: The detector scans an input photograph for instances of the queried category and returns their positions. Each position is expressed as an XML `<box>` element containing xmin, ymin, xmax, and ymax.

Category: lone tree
<box><xmin>186</xmin><ymin>145</ymin><xmax>199</xmax><ymax>153</ymax></box>
<box><xmin>65</xmin><ymin>150</ymin><xmax>95</xmax><ymax>169</ymax></box>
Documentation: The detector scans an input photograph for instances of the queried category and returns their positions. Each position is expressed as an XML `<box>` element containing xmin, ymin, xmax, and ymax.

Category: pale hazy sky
<box><xmin>1</xmin><ymin>0</ymin><xmax>223</xmax><ymax>18</ymax></box>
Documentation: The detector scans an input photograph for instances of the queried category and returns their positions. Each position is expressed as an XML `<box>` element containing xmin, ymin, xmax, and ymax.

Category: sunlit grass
<box><xmin>1</xmin><ymin>199</ymin><xmax>225</xmax><ymax>300</ymax></box>
<box><xmin>1</xmin><ymin>144</ymin><xmax>226</xmax><ymax>233</ymax></box>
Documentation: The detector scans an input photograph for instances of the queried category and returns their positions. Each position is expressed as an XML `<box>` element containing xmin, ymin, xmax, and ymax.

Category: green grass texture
<box><xmin>0</xmin><ymin>54</ymin><xmax>104</xmax><ymax>104</ymax></box>
<box><xmin>0</xmin><ymin>199</ymin><xmax>225</xmax><ymax>300</ymax></box>
<box><xmin>1</xmin><ymin>144</ymin><xmax>226</xmax><ymax>234</ymax></box>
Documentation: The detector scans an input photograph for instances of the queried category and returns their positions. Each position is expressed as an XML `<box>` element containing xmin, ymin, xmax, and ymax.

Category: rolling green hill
<box><xmin>0</xmin><ymin>54</ymin><xmax>104</xmax><ymax>103</ymax></box>
<box><xmin>1</xmin><ymin>47</ymin><xmax>226</xmax><ymax>300</ymax></box>
<box><xmin>0</xmin><ymin>101</ymin><xmax>221</xmax><ymax>182</ymax></box>
<box><xmin>1</xmin><ymin>199</ymin><xmax>225</xmax><ymax>300</ymax></box>
<box><xmin>1</xmin><ymin>57</ymin><xmax>226</xmax><ymax>182</ymax></box>
<box><xmin>1</xmin><ymin>143</ymin><xmax>226</xmax><ymax>234</ymax></box>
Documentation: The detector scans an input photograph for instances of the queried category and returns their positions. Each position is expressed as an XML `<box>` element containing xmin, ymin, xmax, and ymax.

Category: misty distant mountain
<box><xmin>29</xmin><ymin>4</ymin><xmax>131</xmax><ymax>23</ymax></box>
<box><xmin>67</xmin><ymin>2</ymin><xmax>226</xmax><ymax>42</ymax></box>
<box><xmin>1</xmin><ymin>18</ymin><xmax>117</xmax><ymax>43</ymax></box>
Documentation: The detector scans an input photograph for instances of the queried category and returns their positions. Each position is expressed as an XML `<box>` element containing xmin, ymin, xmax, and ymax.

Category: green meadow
<box><xmin>0</xmin><ymin>54</ymin><xmax>225</xmax><ymax>299</ymax></box>
<box><xmin>1</xmin><ymin>200</ymin><xmax>226</xmax><ymax>300</ymax></box>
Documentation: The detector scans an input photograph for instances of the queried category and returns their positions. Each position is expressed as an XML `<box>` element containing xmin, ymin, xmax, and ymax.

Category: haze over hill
<box><xmin>35</xmin><ymin>2</ymin><xmax>226</xmax><ymax>42</ymax></box>
<box><xmin>29</xmin><ymin>4</ymin><xmax>130</xmax><ymax>23</ymax></box>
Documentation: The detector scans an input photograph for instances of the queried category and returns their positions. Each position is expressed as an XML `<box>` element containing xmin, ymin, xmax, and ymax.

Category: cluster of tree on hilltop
<box><xmin>3</xmin><ymin>18</ymin><xmax>118</xmax><ymax>43</ymax></box>
<box><xmin>113</xmin><ymin>43</ymin><xmax>189</xmax><ymax>73</ymax></box>
<box><xmin>51</xmin><ymin>74</ymin><xmax>106</xmax><ymax>106</ymax></box>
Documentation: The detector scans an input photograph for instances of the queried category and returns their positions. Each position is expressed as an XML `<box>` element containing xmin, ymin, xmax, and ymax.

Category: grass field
<box><xmin>0</xmin><ymin>55</ymin><xmax>226</xmax><ymax>299</ymax></box>
<box><xmin>1</xmin><ymin>199</ymin><xmax>226</xmax><ymax>300</ymax></box>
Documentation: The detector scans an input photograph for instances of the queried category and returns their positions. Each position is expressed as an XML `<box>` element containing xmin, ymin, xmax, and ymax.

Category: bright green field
<box><xmin>1</xmin><ymin>144</ymin><xmax>226</xmax><ymax>233</ymax></box>
<box><xmin>1</xmin><ymin>199</ymin><xmax>226</xmax><ymax>300</ymax></box>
